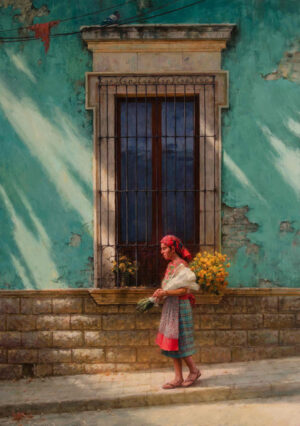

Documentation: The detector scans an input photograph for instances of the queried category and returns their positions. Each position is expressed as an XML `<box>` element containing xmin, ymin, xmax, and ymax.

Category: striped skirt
<box><xmin>161</xmin><ymin>299</ymin><xmax>196</xmax><ymax>359</ymax></box>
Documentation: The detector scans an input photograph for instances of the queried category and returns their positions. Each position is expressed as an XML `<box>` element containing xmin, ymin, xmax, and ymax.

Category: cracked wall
<box><xmin>222</xmin><ymin>205</ymin><xmax>260</xmax><ymax>260</ymax></box>
<box><xmin>1</xmin><ymin>0</ymin><xmax>49</xmax><ymax>30</ymax></box>
<box><xmin>262</xmin><ymin>39</ymin><xmax>300</xmax><ymax>83</ymax></box>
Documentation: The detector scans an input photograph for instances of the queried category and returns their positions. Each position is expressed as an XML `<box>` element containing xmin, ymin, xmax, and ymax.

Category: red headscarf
<box><xmin>160</xmin><ymin>235</ymin><xmax>192</xmax><ymax>262</ymax></box>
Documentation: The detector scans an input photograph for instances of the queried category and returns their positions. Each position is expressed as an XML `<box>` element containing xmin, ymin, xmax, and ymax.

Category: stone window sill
<box><xmin>89</xmin><ymin>288</ymin><xmax>223</xmax><ymax>305</ymax></box>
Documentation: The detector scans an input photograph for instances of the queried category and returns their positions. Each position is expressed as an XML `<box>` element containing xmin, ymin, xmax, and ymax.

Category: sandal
<box><xmin>162</xmin><ymin>379</ymin><xmax>183</xmax><ymax>390</ymax></box>
<box><xmin>182</xmin><ymin>369</ymin><xmax>201</xmax><ymax>387</ymax></box>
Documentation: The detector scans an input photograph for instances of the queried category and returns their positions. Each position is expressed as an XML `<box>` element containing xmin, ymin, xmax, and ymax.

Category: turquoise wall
<box><xmin>0</xmin><ymin>0</ymin><xmax>299</xmax><ymax>289</ymax></box>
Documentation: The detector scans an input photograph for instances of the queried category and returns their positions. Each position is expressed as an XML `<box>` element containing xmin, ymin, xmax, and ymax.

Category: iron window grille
<box><xmin>97</xmin><ymin>74</ymin><xmax>219</xmax><ymax>288</ymax></box>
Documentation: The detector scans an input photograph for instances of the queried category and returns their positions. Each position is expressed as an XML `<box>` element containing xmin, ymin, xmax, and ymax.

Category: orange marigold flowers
<box><xmin>189</xmin><ymin>251</ymin><xmax>230</xmax><ymax>296</ymax></box>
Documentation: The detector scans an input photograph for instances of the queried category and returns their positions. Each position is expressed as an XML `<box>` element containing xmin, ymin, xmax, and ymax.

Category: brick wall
<box><xmin>0</xmin><ymin>290</ymin><xmax>299</xmax><ymax>379</ymax></box>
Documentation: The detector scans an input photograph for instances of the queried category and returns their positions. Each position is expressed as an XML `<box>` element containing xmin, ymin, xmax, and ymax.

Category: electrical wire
<box><xmin>0</xmin><ymin>0</ymin><xmax>204</xmax><ymax>44</ymax></box>
<box><xmin>0</xmin><ymin>0</ymin><xmax>182</xmax><ymax>41</ymax></box>
<box><xmin>0</xmin><ymin>0</ymin><xmax>136</xmax><ymax>34</ymax></box>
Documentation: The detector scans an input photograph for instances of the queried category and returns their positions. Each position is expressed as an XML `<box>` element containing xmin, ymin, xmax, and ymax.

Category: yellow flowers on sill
<box><xmin>189</xmin><ymin>251</ymin><xmax>230</xmax><ymax>296</ymax></box>
<box><xmin>111</xmin><ymin>255</ymin><xmax>138</xmax><ymax>287</ymax></box>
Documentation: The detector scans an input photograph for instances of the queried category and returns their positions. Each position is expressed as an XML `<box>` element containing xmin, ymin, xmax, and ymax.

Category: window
<box><xmin>116</xmin><ymin>96</ymin><xmax>199</xmax><ymax>285</ymax></box>
<box><xmin>96</xmin><ymin>74</ymin><xmax>219</xmax><ymax>287</ymax></box>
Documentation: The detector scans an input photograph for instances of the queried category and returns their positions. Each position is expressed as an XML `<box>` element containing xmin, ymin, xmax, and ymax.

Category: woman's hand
<box><xmin>152</xmin><ymin>289</ymin><xmax>166</xmax><ymax>299</ymax></box>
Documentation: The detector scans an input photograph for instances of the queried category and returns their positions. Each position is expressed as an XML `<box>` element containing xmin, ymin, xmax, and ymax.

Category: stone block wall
<box><xmin>0</xmin><ymin>290</ymin><xmax>299</xmax><ymax>379</ymax></box>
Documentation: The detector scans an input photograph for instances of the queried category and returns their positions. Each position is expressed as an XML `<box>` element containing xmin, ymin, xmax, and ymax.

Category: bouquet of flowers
<box><xmin>111</xmin><ymin>255</ymin><xmax>137</xmax><ymax>287</ymax></box>
<box><xmin>136</xmin><ymin>264</ymin><xmax>199</xmax><ymax>313</ymax></box>
<box><xmin>136</xmin><ymin>297</ymin><xmax>158</xmax><ymax>313</ymax></box>
<box><xmin>189</xmin><ymin>251</ymin><xmax>230</xmax><ymax>295</ymax></box>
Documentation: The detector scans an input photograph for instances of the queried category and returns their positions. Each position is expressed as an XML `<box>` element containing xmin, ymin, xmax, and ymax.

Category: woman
<box><xmin>153</xmin><ymin>235</ymin><xmax>201</xmax><ymax>389</ymax></box>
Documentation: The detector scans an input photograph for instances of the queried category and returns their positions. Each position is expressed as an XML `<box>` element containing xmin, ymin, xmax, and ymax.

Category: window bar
<box><xmin>115</xmin><ymin>83</ymin><xmax>120</xmax><ymax>288</ymax></box>
<box><xmin>106</xmin><ymin>82</ymin><xmax>110</xmax><ymax>257</ymax></box>
<box><xmin>204</xmin><ymin>84</ymin><xmax>207</xmax><ymax>247</ymax></box>
<box><xmin>213</xmin><ymin>77</ymin><xmax>216</xmax><ymax>252</ymax></box>
<box><xmin>125</xmin><ymin>84</ymin><xmax>129</xmax><ymax>246</ymax></box>
<box><xmin>164</xmin><ymin>83</ymin><xmax>168</xmax><ymax>237</ymax></box>
<box><xmin>174</xmin><ymin>83</ymin><xmax>177</xmax><ymax>236</ymax></box>
<box><xmin>155</xmin><ymin>83</ymin><xmax>160</xmax><ymax>286</ymax></box>
<box><xmin>98</xmin><ymin>76</ymin><xmax>103</xmax><ymax>288</ymax></box>
<box><xmin>193</xmin><ymin>82</ymin><xmax>197</xmax><ymax>248</ymax></box>
<box><xmin>135</xmin><ymin>84</ymin><xmax>138</xmax><ymax>286</ymax></box>
<box><xmin>145</xmin><ymin>84</ymin><xmax>149</xmax><ymax>246</ymax></box>
<box><xmin>183</xmin><ymin>84</ymin><xmax>187</xmax><ymax>243</ymax></box>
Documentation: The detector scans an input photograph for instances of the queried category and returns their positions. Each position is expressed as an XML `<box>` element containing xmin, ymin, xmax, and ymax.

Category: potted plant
<box><xmin>111</xmin><ymin>256</ymin><xmax>137</xmax><ymax>287</ymax></box>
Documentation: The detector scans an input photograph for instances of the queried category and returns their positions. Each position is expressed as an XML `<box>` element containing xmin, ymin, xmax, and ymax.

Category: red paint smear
<box><xmin>29</xmin><ymin>21</ymin><xmax>60</xmax><ymax>53</ymax></box>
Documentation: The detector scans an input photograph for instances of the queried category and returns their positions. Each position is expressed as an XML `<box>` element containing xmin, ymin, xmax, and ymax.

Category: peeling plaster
<box><xmin>279</xmin><ymin>221</ymin><xmax>295</xmax><ymax>233</ymax></box>
<box><xmin>262</xmin><ymin>39</ymin><xmax>300</xmax><ymax>83</ymax></box>
<box><xmin>134</xmin><ymin>0</ymin><xmax>153</xmax><ymax>11</ymax></box>
<box><xmin>1</xmin><ymin>0</ymin><xmax>49</xmax><ymax>30</ymax></box>
<box><xmin>68</xmin><ymin>233</ymin><xmax>82</xmax><ymax>247</ymax></box>
<box><xmin>258</xmin><ymin>279</ymin><xmax>280</xmax><ymax>288</ymax></box>
<box><xmin>222</xmin><ymin>204</ymin><xmax>260</xmax><ymax>259</ymax></box>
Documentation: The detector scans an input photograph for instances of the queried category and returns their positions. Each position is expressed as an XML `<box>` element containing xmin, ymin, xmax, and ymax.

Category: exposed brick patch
<box><xmin>279</xmin><ymin>221</ymin><xmax>295</xmax><ymax>233</ymax></box>
<box><xmin>2</xmin><ymin>0</ymin><xmax>49</xmax><ymax>30</ymax></box>
<box><xmin>221</xmin><ymin>204</ymin><xmax>259</xmax><ymax>259</ymax></box>
<box><xmin>262</xmin><ymin>39</ymin><xmax>300</xmax><ymax>83</ymax></box>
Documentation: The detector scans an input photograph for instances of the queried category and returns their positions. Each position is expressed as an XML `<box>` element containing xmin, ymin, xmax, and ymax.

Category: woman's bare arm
<box><xmin>153</xmin><ymin>287</ymin><xmax>188</xmax><ymax>298</ymax></box>
<box><xmin>164</xmin><ymin>288</ymin><xmax>188</xmax><ymax>296</ymax></box>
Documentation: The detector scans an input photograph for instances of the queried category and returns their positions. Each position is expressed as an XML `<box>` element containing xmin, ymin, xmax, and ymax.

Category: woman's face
<box><xmin>160</xmin><ymin>243</ymin><xmax>175</xmax><ymax>260</ymax></box>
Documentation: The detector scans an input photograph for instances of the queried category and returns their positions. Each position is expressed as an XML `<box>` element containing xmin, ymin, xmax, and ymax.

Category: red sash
<box><xmin>179</xmin><ymin>293</ymin><xmax>196</xmax><ymax>307</ymax></box>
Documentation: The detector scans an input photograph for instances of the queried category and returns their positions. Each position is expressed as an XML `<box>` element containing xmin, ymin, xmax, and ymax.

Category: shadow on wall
<box><xmin>0</xmin><ymin>73</ymin><xmax>93</xmax><ymax>290</ymax></box>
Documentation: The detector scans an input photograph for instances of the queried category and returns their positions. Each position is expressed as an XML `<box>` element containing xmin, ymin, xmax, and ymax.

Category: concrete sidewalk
<box><xmin>0</xmin><ymin>357</ymin><xmax>300</xmax><ymax>418</ymax></box>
